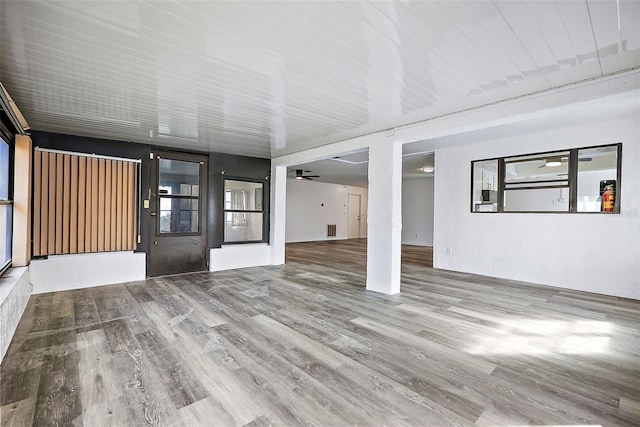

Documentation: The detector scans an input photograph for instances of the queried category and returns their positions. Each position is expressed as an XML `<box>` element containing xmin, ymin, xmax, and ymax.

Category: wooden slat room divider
<box><xmin>33</xmin><ymin>149</ymin><xmax>139</xmax><ymax>256</ymax></box>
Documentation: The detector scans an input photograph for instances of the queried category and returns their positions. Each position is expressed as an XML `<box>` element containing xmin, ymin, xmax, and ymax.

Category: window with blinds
<box><xmin>33</xmin><ymin>149</ymin><xmax>139</xmax><ymax>256</ymax></box>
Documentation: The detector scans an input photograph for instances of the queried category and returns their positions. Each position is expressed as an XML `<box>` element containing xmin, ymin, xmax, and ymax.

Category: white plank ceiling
<box><xmin>1</xmin><ymin>0</ymin><xmax>638</xmax><ymax>158</ymax></box>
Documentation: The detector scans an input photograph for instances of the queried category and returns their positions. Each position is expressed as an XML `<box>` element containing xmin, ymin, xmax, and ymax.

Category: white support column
<box><xmin>270</xmin><ymin>164</ymin><xmax>288</xmax><ymax>265</ymax></box>
<box><xmin>366</xmin><ymin>141</ymin><xmax>402</xmax><ymax>294</ymax></box>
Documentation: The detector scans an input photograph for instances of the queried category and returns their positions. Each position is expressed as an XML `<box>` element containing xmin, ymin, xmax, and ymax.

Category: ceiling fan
<box><xmin>291</xmin><ymin>169</ymin><xmax>319</xmax><ymax>180</ymax></box>
<box><xmin>538</xmin><ymin>156</ymin><xmax>592</xmax><ymax>168</ymax></box>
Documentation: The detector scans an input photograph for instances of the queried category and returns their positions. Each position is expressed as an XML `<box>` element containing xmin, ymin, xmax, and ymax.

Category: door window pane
<box><xmin>159</xmin><ymin>197</ymin><xmax>198</xmax><ymax>233</ymax></box>
<box><xmin>159</xmin><ymin>158</ymin><xmax>199</xmax><ymax>196</ymax></box>
<box><xmin>577</xmin><ymin>146</ymin><xmax>618</xmax><ymax>212</ymax></box>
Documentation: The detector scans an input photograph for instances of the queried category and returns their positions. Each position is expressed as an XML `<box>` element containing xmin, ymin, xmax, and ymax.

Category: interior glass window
<box><xmin>471</xmin><ymin>159</ymin><xmax>498</xmax><ymax>212</ymax></box>
<box><xmin>504</xmin><ymin>188</ymin><xmax>569</xmax><ymax>212</ymax></box>
<box><xmin>223</xmin><ymin>179</ymin><xmax>265</xmax><ymax>243</ymax></box>
<box><xmin>577</xmin><ymin>146</ymin><xmax>619</xmax><ymax>213</ymax></box>
<box><xmin>505</xmin><ymin>151</ymin><xmax>569</xmax><ymax>184</ymax></box>
<box><xmin>471</xmin><ymin>144</ymin><xmax>620</xmax><ymax>214</ymax></box>
<box><xmin>503</xmin><ymin>151</ymin><xmax>570</xmax><ymax>213</ymax></box>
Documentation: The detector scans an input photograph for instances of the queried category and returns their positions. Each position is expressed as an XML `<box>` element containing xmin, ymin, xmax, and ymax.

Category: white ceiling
<box><xmin>2</xmin><ymin>1</ymin><xmax>639</xmax><ymax>159</ymax></box>
<box><xmin>287</xmin><ymin>150</ymin><xmax>434</xmax><ymax>187</ymax></box>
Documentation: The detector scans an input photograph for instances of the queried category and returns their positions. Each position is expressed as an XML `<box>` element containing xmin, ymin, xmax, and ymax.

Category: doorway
<box><xmin>147</xmin><ymin>151</ymin><xmax>208</xmax><ymax>276</ymax></box>
<box><xmin>347</xmin><ymin>193</ymin><xmax>361</xmax><ymax>239</ymax></box>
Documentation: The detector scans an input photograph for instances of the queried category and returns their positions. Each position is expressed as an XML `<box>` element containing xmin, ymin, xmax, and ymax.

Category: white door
<box><xmin>347</xmin><ymin>194</ymin><xmax>361</xmax><ymax>239</ymax></box>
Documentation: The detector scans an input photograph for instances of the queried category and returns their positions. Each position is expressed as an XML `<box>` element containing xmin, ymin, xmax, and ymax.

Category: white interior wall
<box><xmin>402</xmin><ymin>178</ymin><xmax>434</xmax><ymax>246</ymax></box>
<box><xmin>270</xmin><ymin>71</ymin><xmax>638</xmax><ymax>296</ymax></box>
<box><xmin>434</xmin><ymin>113</ymin><xmax>640</xmax><ymax>300</ymax></box>
<box><xmin>286</xmin><ymin>179</ymin><xmax>368</xmax><ymax>242</ymax></box>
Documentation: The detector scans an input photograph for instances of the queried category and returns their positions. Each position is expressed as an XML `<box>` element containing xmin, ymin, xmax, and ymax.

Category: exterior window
<box><xmin>0</xmin><ymin>136</ymin><xmax>12</xmax><ymax>273</ymax></box>
<box><xmin>471</xmin><ymin>143</ymin><xmax>621</xmax><ymax>214</ymax></box>
<box><xmin>223</xmin><ymin>179</ymin><xmax>265</xmax><ymax>243</ymax></box>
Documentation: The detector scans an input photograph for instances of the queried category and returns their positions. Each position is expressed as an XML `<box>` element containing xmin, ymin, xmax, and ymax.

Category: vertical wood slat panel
<box><xmin>91</xmin><ymin>158</ymin><xmax>99</xmax><ymax>252</ymax></box>
<box><xmin>70</xmin><ymin>156</ymin><xmax>79</xmax><ymax>253</ymax></box>
<box><xmin>128</xmin><ymin>162</ymin><xmax>136</xmax><ymax>249</ymax></box>
<box><xmin>84</xmin><ymin>157</ymin><xmax>92</xmax><ymax>252</ymax></box>
<box><xmin>55</xmin><ymin>154</ymin><xmax>63</xmax><ymax>254</ymax></box>
<box><xmin>48</xmin><ymin>153</ymin><xmax>56</xmax><ymax>255</ymax></box>
<box><xmin>116</xmin><ymin>161</ymin><xmax>123</xmax><ymax>251</ymax></box>
<box><xmin>40</xmin><ymin>152</ymin><xmax>49</xmax><ymax>256</ymax></box>
<box><xmin>62</xmin><ymin>155</ymin><xmax>71</xmax><ymax>254</ymax></box>
<box><xmin>110</xmin><ymin>161</ymin><xmax>117</xmax><ymax>251</ymax></box>
<box><xmin>34</xmin><ymin>151</ymin><xmax>138</xmax><ymax>256</ymax></box>
<box><xmin>122</xmin><ymin>162</ymin><xmax>129</xmax><ymax>250</ymax></box>
<box><xmin>104</xmin><ymin>160</ymin><xmax>112</xmax><ymax>251</ymax></box>
<box><xmin>77</xmin><ymin>157</ymin><xmax>86</xmax><ymax>253</ymax></box>
<box><xmin>33</xmin><ymin>151</ymin><xmax>42</xmax><ymax>256</ymax></box>
<box><xmin>97</xmin><ymin>159</ymin><xmax>106</xmax><ymax>252</ymax></box>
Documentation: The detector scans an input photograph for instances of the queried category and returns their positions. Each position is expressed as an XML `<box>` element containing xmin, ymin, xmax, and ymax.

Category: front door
<box><xmin>147</xmin><ymin>151</ymin><xmax>208</xmax><ymax>276</ymax></box>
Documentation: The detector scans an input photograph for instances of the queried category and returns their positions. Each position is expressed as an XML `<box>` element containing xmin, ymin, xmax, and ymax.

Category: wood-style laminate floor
<box><xmin>1</xmin><ymin>239</ymin><xmax>639</xmax><ymax>426</ymax></box>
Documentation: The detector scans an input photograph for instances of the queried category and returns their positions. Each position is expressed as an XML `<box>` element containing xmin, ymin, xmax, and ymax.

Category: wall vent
<box><xmin>327</xmin><ymin>224</ymin><xmax>337</xmax><ymax>237</ymax></box>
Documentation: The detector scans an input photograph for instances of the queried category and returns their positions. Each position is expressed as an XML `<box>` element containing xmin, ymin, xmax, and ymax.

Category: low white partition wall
<box><xmin>0</xmin><ymin>267</ymin><xmax>31</xmax><ymax>362</ymax></box>
<box><xmin>30</xmin><ymin>251</ymin><xmax>146</xmax><ymax>294</ymax></box>
<box><xmin>209</xmin><ymin>244</ymin><xmax>271</xmax><ymax>272</ymax></box>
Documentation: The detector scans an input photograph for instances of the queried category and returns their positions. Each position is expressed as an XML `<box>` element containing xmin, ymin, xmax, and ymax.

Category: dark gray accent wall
<box><xmin>209</xmin><ymin>153</ymin><xmax>271</xmax><ymax>247</ymax></box>
<box><xmin>30</xmin><ymin>131</ymin><xmax>270</xmax><ymax>254</ymax></box>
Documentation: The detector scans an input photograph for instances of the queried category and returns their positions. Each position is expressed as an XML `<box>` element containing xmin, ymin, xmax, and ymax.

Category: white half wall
<box><xmin>209</xmin><ymin>244</ymin><xmax>271</xmax><ymax>271</ymax></box>
<box><xmin>0</xmin><ymin>267</ymin><xmax>31</xmax><ymax>362</ymax></box>
<box><xmin>402</xmin><ymin>178</ymin><xmax>434</xmax><ymax>246</ymax></box>
<box><xmin>286</xmin><ymin>179</ymin><xmax>368</xmax><ymax>242</ymax></box>
<box><xmin>30</xmin><ymin>251</ymin><xmax>146</xmax><ymax>294</ymax></box>
<box><xmin>434</xmin><ymin>113</ymin><xmax>640</xmax><ymax>300</ymax></box>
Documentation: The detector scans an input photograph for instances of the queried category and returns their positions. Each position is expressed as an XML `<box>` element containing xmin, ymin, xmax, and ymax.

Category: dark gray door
<box><xmin>147</xmin><ymin>151</ymin><xmax>208</xmax><ymax>276</ymax></box>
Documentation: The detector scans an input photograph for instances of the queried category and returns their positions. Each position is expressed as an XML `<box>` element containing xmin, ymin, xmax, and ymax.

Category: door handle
<box><xmin>150</xmin><ymin>212</ymin><xmax>157</xmax><ymax>216</ymax></box>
